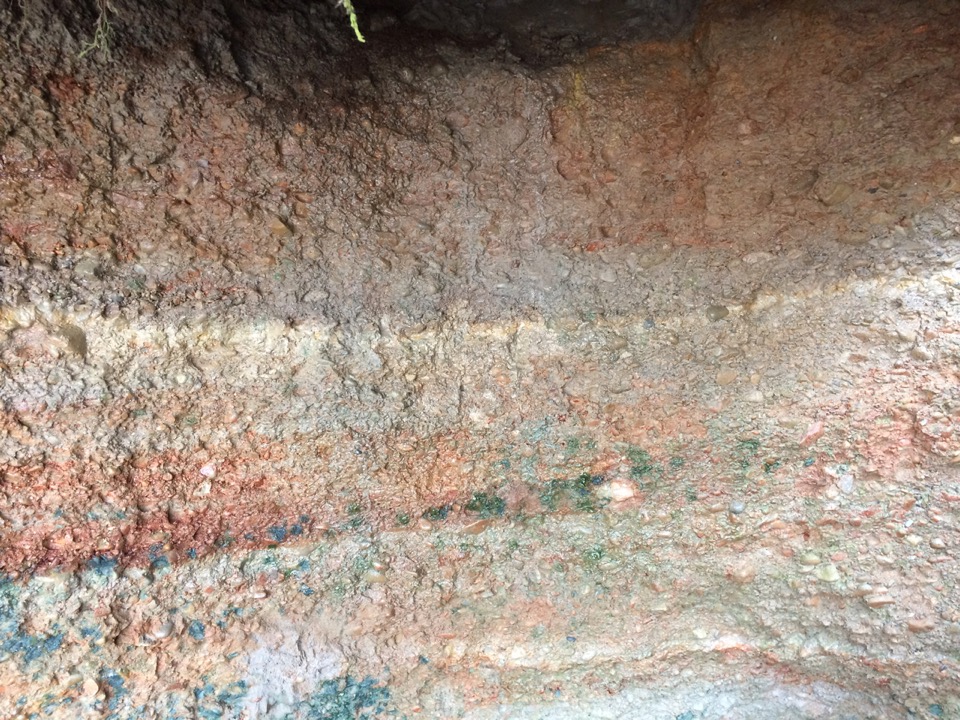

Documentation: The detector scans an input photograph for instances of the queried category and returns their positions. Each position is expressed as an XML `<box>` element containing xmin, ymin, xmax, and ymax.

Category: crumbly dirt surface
<box><xmin>1</xmin><ymin>0</ymin><xmax>960</xmax><ymax>717</ymax></box>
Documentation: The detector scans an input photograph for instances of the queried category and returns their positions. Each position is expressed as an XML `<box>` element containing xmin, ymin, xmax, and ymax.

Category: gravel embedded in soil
<box><xmin>1</xmin><ymin>0</ymin><xmax>960</xmax><ymax>717</ymax></box>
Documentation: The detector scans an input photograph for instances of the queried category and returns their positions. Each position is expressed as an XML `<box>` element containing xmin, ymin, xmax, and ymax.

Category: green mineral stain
<box><xmin>422</xmin><ymin>505</ymin><xmax>451</xmax><ymax>522</ymax></box>
<box><xmin>301</xmin><ymin>675</ymin><xmax>392</xmax><ymax>719</ymax></box>
<box><xmin>464</xmin><ymin>492</ymin><xmax>506</xmax><ymax>519</ymax></box>
<box><xmin>583</xmin><ymin>546</ymin><xmax>606</xmax><ymax>566</ymax></box>
<box><xmin>574</xmin><ymin>474</ymin><xmax>602</xmax><ymax>512</ymax></box>
<box><xmin>539</xmin><ymin>479</ymin><xmax>567</xmax><ymax>511</ymax></box>
<box><xmin>628</xmin><ymin>447</ymin><xmax>662</xmax><ymax>484</ymax></box>
<box><xmin>352</xmin><ymin>556</ymin><xmax>372</xmax><ymax>573</ymax></box>
<box><xmin>737</xmin><ymin>439</ymin><xmax>761</xmax><ymax>454</ymax></box>
<box><xmin>538</xmin><ymin>474</ymin><xmax>606</xmax><ymax>513</ymax></box>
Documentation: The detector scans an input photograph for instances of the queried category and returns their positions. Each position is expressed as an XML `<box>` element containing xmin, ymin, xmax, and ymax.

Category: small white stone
<box><xmin>839</xmin><ymin>474</ymin><xmax>854</xmax><ymax>494</ymax></box>
<box><xmin>815</xmin><ymin>564</ymin><xmax>841</xmax><ymax>583</ymax></box>
<box><xmin>82</xmin><ymin>678</ymin><xmax>99</xmax><ymax>697</ymax></box>
<box><xmin>597</xmin><ymin>479</ymin><xmax>636</xmax><ymax>502</ymax></box>
<box><xmin>728</xmin><ymin>561</ymin><xmax>756</xmax><ymax>584</ymax></box>
<box><xmin>153</xmin><ymin>620</ymin><xmax>174</xmax><ymax>639</ymax></box>
<box><xmin>364</xmin><ymin>570</ymin><xmax>386</xmax><ymax>584</ymax></box>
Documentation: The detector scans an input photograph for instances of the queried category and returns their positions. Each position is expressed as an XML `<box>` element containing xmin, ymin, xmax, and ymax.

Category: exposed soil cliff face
<box><xmin>1</xmin><ymin>0</ymin><xmax>959</xmax><ymax>717</ymax></box>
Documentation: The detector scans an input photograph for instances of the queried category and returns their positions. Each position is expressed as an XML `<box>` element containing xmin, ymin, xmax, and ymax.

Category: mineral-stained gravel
<box><xmin>1</xmin><ymin>0</ymin><xmax>960</xmax><ymax>717</ymax></box>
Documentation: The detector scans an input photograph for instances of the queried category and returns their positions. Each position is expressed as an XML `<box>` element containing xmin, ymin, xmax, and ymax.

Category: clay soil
<box><xmin>1</xmin><ymin>0</ymin><xmax>960</xmax><ymax>717</ymax></box>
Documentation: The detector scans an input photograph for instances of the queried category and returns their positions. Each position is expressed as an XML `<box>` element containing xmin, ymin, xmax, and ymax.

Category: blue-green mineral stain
<box><xmin>148</xmin><ymin>544</ymin><xmax>169</xmax><ymax>571</ymax></box>
<box><xmin>301</xmin><ymin>675</ymin><xmax>392</xmax><ymax>719</ymax></box>
<box><xmin>1</xmin><ymin>579</ymin><xmax>69</xmax><ymax>665</ymax></box>
<box><xmin>100</xmin><ymin>668</ymin><xmax>128</xmax><ymax>713</ymax></box>
<box><xmin>267</xmin><ymin>525</ymin><xmax>288</xmax><ymax>543</ymax></box>
<box><xmin>2</xmin><ymin>631</ymin><xmax>64</xmax><ymax>664</ymax></box>
<box><xmin>86</xmin><ymin>555</ymin><xmax>118</xmax><ymax>576</ymax></box>
<box><xmin>187</xmin><ymin>620</ymin><xmax>206</xmax><ymax>641</ymax></box>
<box><xmin>193</xmin><ymin>679</ymin><xmax>249</xmax><ymax>719</ymax></box>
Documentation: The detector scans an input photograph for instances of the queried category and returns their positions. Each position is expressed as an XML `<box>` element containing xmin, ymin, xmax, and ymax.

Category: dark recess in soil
<box><xmin>364</xmin><ymin>0</ymin><xmax>702</xmax><ymax>62</ymax></box>
<box><xmin>8</xmin><ymin>0</ymin><xmax>703</xmax><ymax>71</ymax></box>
